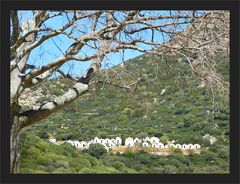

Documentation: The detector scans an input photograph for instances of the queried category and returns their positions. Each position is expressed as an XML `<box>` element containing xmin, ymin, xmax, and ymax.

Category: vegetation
<box><xmin>10</xmin><ymin>10</ymin><xmax>229</xmax><ymax>173</ymax></box>
<box><xmin>86</xmin><ymin>144</ymin><xmax>107</xmax><ymax>159</ymax></box>
<box><xmin>20</xmin><ymin>132</ymin><xmax>229</xmax><ymax>174</ymax></box>
<box><xmin>20</xmin><ymin>51</ymin><xmax>229</xmax><ymax>174</ymax></box>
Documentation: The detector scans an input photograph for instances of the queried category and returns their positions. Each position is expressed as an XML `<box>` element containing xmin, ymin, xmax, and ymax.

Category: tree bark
<box><xmin>10</xmin><ymin>103</ymin><xmax>21</xmax><ymax>173</ymax></box>
<box><xmin>10</xmin><ymin>121</ymin><xmax>21</xmax><ymax>173</ymax></box>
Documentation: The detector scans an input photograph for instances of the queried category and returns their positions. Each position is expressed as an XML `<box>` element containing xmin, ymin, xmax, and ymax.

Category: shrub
<box><xmin>86</xmin><ymin>144</ymin><xmax>107</xmax><ymax>158</ymax></box>
<box><xmin>175</xmin><ymin>109</ymin><xmax>186</xmax><ymax>115</ymax></box>
<box><xmin>162</xmin><ymin>165</ymin><xmax>177</xmax><ymax>174</ymax></box>
<box><xmin>28</xmin><ymin>147</ymin><xmax>41</xmax><ymax>158</ymax></box>
<box><xmin>123</xmin><ymin>150</ymin><xmax>135</xmax><ymax>158</ymax></box>
<box><xmin>93</xmin><ymin>165</ymin><xmax>120</xmax><ymax>174</ymax></box>
<box><xmin>79</xmin><ymin>168</ymin><xmax>95</xmax><ymax>173</ymax></box>
<box><xmin>181</xmin><ymin>166</ymin><xmax>194</xmax><ymax>173</ymax></box>
<box><xmin>136</xmin><ymin>132</ymin><xmax>148</xmax><ymax>139</ymax></box>
<box><xmin>51</xmin><ymin>87</ymin><xmax>62</xmax><ymax>96</ymax></box>
<box><xmin>69</xmin><ymin>157</ymin><xmax>91</xmax><ymax>169</ymax></box>
<box><xmin>55</xmin><ymin>160</ymin><xmax>70</xmax><ymax>168</ymax></box>
<box><xmin>36</xmin><ymin>155</ymin><xmax>53</xmax><ymax>166</ymax></box>
<box><xmin>217</xmin><ymin>149</ymin><xmax>229</xmax><ymax>159</ymax></box>
<box><xmin>37</xmin><ymin>96</ymin><xmax>50</xmax><ymax>103</ymax></box>
<box><xmin>88</xmin><ymin>156</ymin><xmax>100</xmax><ymax>167</ymax></box>
<box><xmin>160</xmin><ymin>135</ymin><xmax>169</xmax><ymax>144</ymax></box>
<box><xmin>112</xmin><ymin>161</ymin><xmax>125</xmax><ymax>170</ymax></box>
<box><xmin>202</xmin><ymin>151</ymin><xmax>217</xmax><ymax>162</ymax></box>
<box><xmin>183</xmin><ymin>120</ymin><xmax>191</xmax><ymax>128</ymax></box>
<box><xmin>172</xmin><ymin>154</ymin><xmax>190</xmax><ymax>166</ymax></box>
<box><xmin>51</xmin><ymin>167</ymin><xmax>76</xmax><ymax>173</ymax></box>
<box><xmin>168</xmin><ymin>159</ymin><xmax>182</xmax><ymax>167</ymax></box>
<box><xmin>134</xmin><ymin>154</ymin><xmax>152</xmax><ymax>165</ymax></box>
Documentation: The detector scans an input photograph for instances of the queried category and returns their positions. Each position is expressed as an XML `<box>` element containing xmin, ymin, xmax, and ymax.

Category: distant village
<box><xmin>48</xmin><ymin>136</ymin><xmax>202</xmax><ymax>155</ymax></box>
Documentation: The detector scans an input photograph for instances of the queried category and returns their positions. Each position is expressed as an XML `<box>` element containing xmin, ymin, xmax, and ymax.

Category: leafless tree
<box><xmin>10</xmin><ymin>10</ymin><xmax>229</xmax><ymax>173</ymax></box>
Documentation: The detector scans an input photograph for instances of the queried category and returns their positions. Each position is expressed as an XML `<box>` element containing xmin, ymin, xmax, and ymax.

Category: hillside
<box><xmin>19</xmin><ymin>49</ymin><xmax>230</xmax><ymax>173</ymax></box>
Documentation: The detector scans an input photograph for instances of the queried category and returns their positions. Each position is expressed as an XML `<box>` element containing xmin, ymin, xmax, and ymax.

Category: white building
<box><xmin>158</xmin><ymin>142</ymin><xmax>165</xmax><ymax>148</ymax></box>
<box><xmin>134</xmin><ymin>138</ymin><xmax>142</xmax><ymax>144</ymax></box>
<box><xmin>152</xmin><ymin>143</ymin><xmax>159</xmax><ymax>148</ymax></box>
<box><xmin>142</xmin><ymin>142</ymin><xmax>150</xmax><ymax>148</ymax></box>
<box><xmin>125</xmin><ymin>137</ymin><xmax>134</xmax><ymax>147</ymax></box>
<box><xmin>115</xmin><ymin>137</ymin><xmax>122</xmax><ymax>146</ymax></box>
<box><xmin>182</xmin><ymin>144</ymin><xmax>189</xmax><ymax>149</ymax></box>
<box><xmin>188</xmin><ymin>144</ymin><xmax>194</xmax><ymax>149</ymax></box>
<box><xmin>94</xmin><ymin>137</ymin><xmax>101</xmax><ymax>144</ymax></box>
<box><xmin>193</xmin><ymin>144</ymin><xmax>201</xmax><ymax>149</ymax></box>
<box><xmin>99</xmin><ymin>139</ymin><xmax>104</xmax><ymax>144</ymax></box>
<box><xmin>79</xmin><ymin>141</ymin><xmax>88</xmax><ymax>149</ymax></box>
<box><xmin>150</xmin><ymin>137</ymin><xmax>159</xmax><ymax>144</ymax></box>
<box><xmin>110</xmin><ymin>138</ymin><xmax>116</xmax><ymax>144</ymax></box>
<box><xmin>50</xmin><ymin>136</ymin><xmax>202</xmax><ymax>153</ymax></box>
<box><xmin>164</xmin><ymin>145</ymin><xmax>169</xmax><ymax>149</ymax></box>
<box><xmin>169</xmin><ymin>144</ymin><xmax>176</xmax><ymax>149</ymax></box>
<box><xmin>86</xmin><ymin>141</ymin><xmax>94</xmax><ymax>148</ymax></box>
<box><xmin>74</xmin><ymin>140</ymin><xmax>80</xmax><ymax>148</ymax></box>
<box><xmin>66</xmin><ymin>140</ymin><xmax>74</xmax><ymax>146</ymax></box>
<box><xmin>108</xmin><ymin>142</ymin><xmax>116</xmax><ymax>148</ymax></box>
<box><xmin>175</xmin><ymin>144</ymin><xmax>182</xmax><ymax>149</ymax></box>
<box><xmin>102</xmin><ymin>143</ymin><xmax>109</xmax><ymax>151</ymax></box>
<box><xmin>105</xmin><ymin>138</ymin><xmax>111</xmax><ymax>144</ymax></box>
<box><xmin>144</xmin><ymin>137</ymin><xmax>150</xmax><ymax>142</ymax></box>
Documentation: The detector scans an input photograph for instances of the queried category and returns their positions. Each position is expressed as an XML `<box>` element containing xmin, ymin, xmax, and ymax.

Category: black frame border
<box><xmin>1</xmin><ymin>0</ymin><xmax>239</xmax><ymax>184</ymax></box>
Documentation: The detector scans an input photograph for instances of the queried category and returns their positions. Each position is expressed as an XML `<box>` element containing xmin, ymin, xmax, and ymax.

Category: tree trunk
<box><xmin>10</xmin><ymin>103</ymin><xmax>21</xmax><ymax>173</ymax></box>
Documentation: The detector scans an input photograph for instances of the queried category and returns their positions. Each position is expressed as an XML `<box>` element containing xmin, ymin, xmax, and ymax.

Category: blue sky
<box><xmin>16</xmin><ymin>10</ymin><xmax>193</xmax><ymax>77</ymax></box>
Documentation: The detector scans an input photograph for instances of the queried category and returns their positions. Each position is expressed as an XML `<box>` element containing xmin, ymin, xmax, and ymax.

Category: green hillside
<box><xmin>19</xmin><ymin>51</ymin><xmax>230</xmax><ymax>174</ymax></box>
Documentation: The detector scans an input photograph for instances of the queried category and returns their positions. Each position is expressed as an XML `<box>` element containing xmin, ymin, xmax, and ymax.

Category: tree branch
<box><xmin>19</xmin><ymin>82</ymin><xmax>89</xmax><ymax>129</ymax></box>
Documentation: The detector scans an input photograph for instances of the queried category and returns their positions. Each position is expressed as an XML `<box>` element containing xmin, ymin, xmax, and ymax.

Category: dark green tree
<box><xmin>86</xmin><ymin>144</ymin><xmax>107</xmax><ymax>158</ymax></box>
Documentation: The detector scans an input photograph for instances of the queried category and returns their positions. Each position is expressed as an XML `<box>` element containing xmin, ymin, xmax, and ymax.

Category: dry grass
<box><xmin>111</xmin><ymin>146</ymin><xmax>201</xmax><ymax>155</ymax></box>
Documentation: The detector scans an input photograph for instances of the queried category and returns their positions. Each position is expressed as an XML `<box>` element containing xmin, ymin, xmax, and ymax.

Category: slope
<box><xmin>19</xmin><ymin>49</ymin><xmax>230</xmax><ymax>173</ymax></box>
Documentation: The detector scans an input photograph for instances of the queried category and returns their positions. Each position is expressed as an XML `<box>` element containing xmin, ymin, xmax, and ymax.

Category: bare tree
<box><xmin>10</xmin><ymin>10</ymin><xmax>229</xmax><ymax>173</ymax></box>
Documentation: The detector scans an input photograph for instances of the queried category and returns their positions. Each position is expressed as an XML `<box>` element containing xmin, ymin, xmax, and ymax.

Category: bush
<box><xmin>112</xmin><ymin>161</ymin><xmax>125</xmax><ymax>170</ymax></box>
<box><xmin>217</xmin><ymin>149</ymin><xmax>229</xmax><ymax>159</ymax></box>
<box><xmin>79</xmin><ymin>168</ymin><xmax>95</xmax><ymax>173</ymax></box>
<box><xmin>136</xmin><ymin>132</ymin><xmax>148</xmax><ymax>139</ymax></box>
<box><xmin>181</xmin><ymin>166</ymin><xmax>194</xmax><ymax>173</ymax></box>
<box><xmin>69</xmin><ymin>157</ymin><xmax>91</xmax><ymax>169</ymax></box>
<box><xmin>175</xmin><ymin>109</ymin><xmax>186</xmax><ymax>115</ymax></box>
<box><xmin>86</xmin><ymin>144</ymin><xmax>107</xmax><ymax>158</ymax></box>
<box><xmin>123</xmin><ymin>150</ymin><xmax>135</xmax><ymax>158</ymax></box>
<box><xmin>160</xmin><ymin>135</ymin><xmax>169</xmax><ymax>144</ymax></box>
<box><xmin>55</xmin><ymin>160</ymin><xmax>70</xmax><ymax>168</ymax></box>
<box><xmin>134</xmin><ymin>153</ymin><xmax>152</xmax><ymax>165</ymax></box>
<box><xmin>36</xmin><ymin>155</ymin><xmax>53</xmax><ymax>166</ymax></box>
<box><xmin>51</xmin><ymin>167</ymin><xmax>76</xmax><ymax>173</ymax></box>
<box><xmin>37</xmin><ymin>96</ymin><xmax>50</xmax><ymax>103</ymax></box>
<box><xmin>51</xmin><ymin>87</ymin><xmax>62</xmax><ymax>96</ymax></box>
<box><xmin>162</xmin><ymin>165</ymin><xmax>177</xmax><ymax>174</ymax></box>
<box><xmin>183</xmin><ymin>120</ymin><xmax>191</xmax><ymax>128</ymax></box>
<box><xmin>28</xmin><ymin>147</ymin><xmax>41</xmax><ymax>158</ymax></box>
<box><xmin>202</xmin><ymin>151</ymin><xmax>217</xmax><ymax>162</ymax></box>
<box><xmin>168</xmin><ymin>159</ymin><xmax>182</xmax><ymax>167</ymax></box>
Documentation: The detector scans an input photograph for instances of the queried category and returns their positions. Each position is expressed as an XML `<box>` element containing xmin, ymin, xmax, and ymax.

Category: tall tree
<box><xmin>10</xmin><ymin>10</ymin><xmax>229</xmax><ymax>173</ymax></box>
